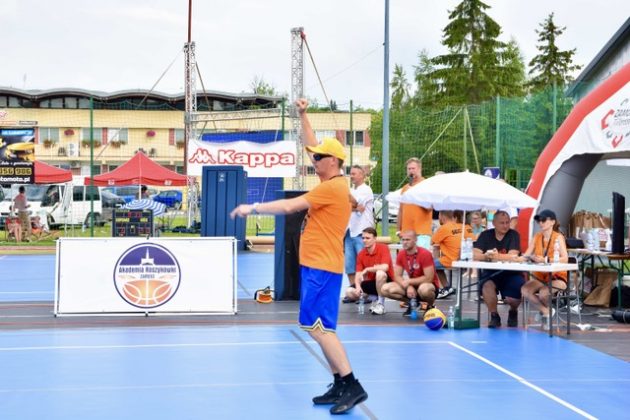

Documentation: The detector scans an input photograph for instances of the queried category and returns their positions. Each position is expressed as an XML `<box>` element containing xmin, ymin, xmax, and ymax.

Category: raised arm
<box><xmin>295</xmin><ymin>98</ymin><xmax>318</xmax><ymax>148</ymax></box>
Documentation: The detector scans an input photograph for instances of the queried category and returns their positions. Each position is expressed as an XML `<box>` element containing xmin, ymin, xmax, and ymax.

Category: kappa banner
<box><xmin>187</xmin><ymin>139</ymin><xmax>297</xmax><ymax>177</ymax></box>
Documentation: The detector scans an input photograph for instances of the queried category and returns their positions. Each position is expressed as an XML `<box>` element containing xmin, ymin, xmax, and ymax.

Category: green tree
<box><xmin>528</xmin><ymin>13</ymin><xmax>582</xmax><ymax>92</ymax></box>
<box><xmin>250</xmin><ymin>76</ymin><xmax>276</xmax><ymax>96</ymax></box>
<box><xmin>424</xmin><ymin>0</ymin><xmax>525</xmax><ymax>105</ymax></box>
<box><xmin>391</xmin><ymin>64</ymin><xmax>410</xmax><ymax>110</ymax></box>
<box><xmin>411</xmin><ymin>49</ymin><xmax>434</xmax><ymax>107</ymax></box>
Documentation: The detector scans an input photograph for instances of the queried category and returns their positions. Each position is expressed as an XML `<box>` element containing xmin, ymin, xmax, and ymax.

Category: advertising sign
<box><xmin>187</xmin><ymin>138</ymin><xmax>297</xmax><ymax>177</ymax></box>
<box><xmin>0</xmin><ymin>128</ymin><xmax>35</xmax><ymax>183</ymax></box>
<box><xmin>483</xmin><ymin>166</ymin><xmax>501</xmax><ymax>179</ymax></box>
<box><xmin>54</xmin><ymin>237</ymin><xmax>237</xmax><ymax>315</ymax></box>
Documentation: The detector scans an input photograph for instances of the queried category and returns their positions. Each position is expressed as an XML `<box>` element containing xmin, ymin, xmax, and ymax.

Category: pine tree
<box><xmin>411</xmin><ymin>49</ymin><xmax>435</xmax><ymax>107</ymax></box>
<box><xmin>391</xmin><ymin>64</ymin><xmax>410</xmax><ymax>110</ymax></box>
<box><xmin>424</xmin><ymin>0</ymin><xmax>525</xmax><ymax>105</ymax></box>
<box><xmin>528</xmin><ymin>13</ymin><xmax>582</xmax><ymax>92</ymax></box>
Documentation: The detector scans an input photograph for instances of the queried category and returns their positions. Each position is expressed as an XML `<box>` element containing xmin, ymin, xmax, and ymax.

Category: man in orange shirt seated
<box><xmin>381</xmin><ymin>230</ymin><xmax>440</xmax><ymax>317</ymax></box>
<box><xmin>432</xmin><ymin>210</ymin><xmax>474</xmax><ymax>299</ymax></box>
<box><xmin>344</xmin><ymin>227</ymin><xmax>394</xmax><ymax>315</ymax></box>
<box><xmin>397</xmin><ymin>158</ymin><xmax>432</xmax><ymax>249</ymax></box>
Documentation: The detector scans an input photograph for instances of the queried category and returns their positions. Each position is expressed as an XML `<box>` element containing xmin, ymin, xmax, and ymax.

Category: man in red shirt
<box><xmin>381</xmin><ymin>230</ymin><xmax>439</xmax><ymax>316</ymax></box>
<box><xmin>344</xmin><ymin>227</ymin><xmax>394</xmax><ymax>315</ymax></box>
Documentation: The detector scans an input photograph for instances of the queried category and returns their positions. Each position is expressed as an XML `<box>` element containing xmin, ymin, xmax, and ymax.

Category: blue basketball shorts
<box><xmin>299</xmin><ymin>265</ymin><xmax>343</xmax><ymax>332</ymax></box>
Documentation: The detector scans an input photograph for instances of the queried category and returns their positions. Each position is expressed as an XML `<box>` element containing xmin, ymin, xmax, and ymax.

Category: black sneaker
<box><xmin>507</xmin><ymin>310</ymin><xmax>518</xmax><ymax>327</ymax></box>
<box><xmin>402</xmin><ymin>305</ymin><xmax>412</xmax><ymax>317</ymax></box>
<box><xmin>330</xmin><ymin>380</ymin><xmax>368</xmax><ymax>415</ymax></box>
<box><xmin>488</xmin><ymin>312</ymin><xmax>501</xmax><ymax>328</ymax></box>
<box><xmin>313</xmin><ymin>381</ymin><xmax>345</xmax><ymax>405</ymax></box>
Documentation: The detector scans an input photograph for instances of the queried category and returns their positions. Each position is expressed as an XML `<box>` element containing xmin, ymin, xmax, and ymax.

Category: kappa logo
<box><xmin>113</xmin><ymin>243</ymin><xmax>181</xmax><ymax>308</ymax></box>
<box><xmin>600</xmin><ymin>98</ymin><xmax>630</xmax><ymax>149</ymax></box>
<box><xmin>189</xmin><ymin>148</ymin><xmax>295</xmax><ymax>168</ymax></box>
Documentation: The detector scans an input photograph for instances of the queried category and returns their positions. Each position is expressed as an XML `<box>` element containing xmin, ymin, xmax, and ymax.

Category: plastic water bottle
<box><xmin>586</xmin><ymin>230</ymin><xmax>595</xmax><ymax>251</ymax></box>
<box><xmin>410</xmin><ymin>298</ymin><xmax>418</xmax><ymax>320</ymax></box>
<box><xmin>605</xmin><ymin>231</ymin><xmax>612</xmax><ymax>252</ymax></box>
<box><xmin>358</xmin><ymin>293</ymin><xmax>365</xmax><ymax>315</ymax></box>
<box><xmin>553</xmin><ymin>238</ymin><xmax>560</xmax><ymax>263</ymax></box>
<box><xmin>447</xmin><ymin>306</ymin><xmax>455</xmax><ymax>329</ymax></box>
<box><xmin>465</xmin><ymin>238</ymin><xmax>473</xmax><ymax>260</ymax></box>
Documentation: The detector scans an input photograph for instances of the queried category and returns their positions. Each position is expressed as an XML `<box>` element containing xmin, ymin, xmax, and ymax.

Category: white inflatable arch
<box><xmin>518</xmin><ymin>62</ymin><xmax>630</xmax><ymax>249</ymax></box>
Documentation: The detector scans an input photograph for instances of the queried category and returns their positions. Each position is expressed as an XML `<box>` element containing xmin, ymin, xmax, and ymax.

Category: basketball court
<box><xmin>1</xmin><ymin>253</ymin><xmax>629</xmax><ymax>419</ymax></box>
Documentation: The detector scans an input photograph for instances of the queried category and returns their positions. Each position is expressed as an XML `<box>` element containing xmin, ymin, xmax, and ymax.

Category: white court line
<box><xmin>0</xmin><ymin>339</ymin><xmax>449</xmax><ymax>352</ymax></box>
<box><xmin>448</xmin><ymin>341</ymin><xmax>597</xmax><ymax>420</ymax></box>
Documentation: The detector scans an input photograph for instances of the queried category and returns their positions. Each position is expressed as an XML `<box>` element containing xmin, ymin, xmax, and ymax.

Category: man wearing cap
<box><xmin>231</xmin><ymin>98</ymin><xmax>367</xmax><ymax>415</ymax></box>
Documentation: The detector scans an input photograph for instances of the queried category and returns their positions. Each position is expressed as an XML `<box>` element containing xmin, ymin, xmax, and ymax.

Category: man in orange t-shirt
<box><xmin>231</xmin><ymin>99</ymin><xmax>367</xmax><ymax>415</ymax></box>
<box><xmin>397</xmin><ymin>158</ymin><xmax>432</xmax><ymax>248</ymax></box>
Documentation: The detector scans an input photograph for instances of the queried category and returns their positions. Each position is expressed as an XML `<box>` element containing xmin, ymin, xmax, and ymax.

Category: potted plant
<box><xmin>82</xmin><ymin>139</ymin><xmax>102</xmax><ymax>148</ymax></box>
<box><xmin>110</xmin><ymin>140</ymin><xmax>122</xmax><ymax>148</ymax></box>
<box><xmin>43</xmin><ymin>139</ymin><xmax>55</xmax><ymax>148</ymax></box>
<box><xmin>176</xmin><ymin>139</ymin><xmax>185</xmax><ymax>149</ymax></box>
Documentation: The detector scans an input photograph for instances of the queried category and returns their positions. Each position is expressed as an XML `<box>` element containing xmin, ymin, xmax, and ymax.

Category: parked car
<box><xmin>153</xmin><ymin>190</ymin><xmax>183</xmax><ymax>209</ymax></box>
<box><xmin>101</xmin><ymin>190</ymin><xmax>126</xmax><ymax>221</ymax></box>
<box><xmin>373</xmin><ymin>189</ymin><xmax>401</xmax><ymax>222</ymax></box>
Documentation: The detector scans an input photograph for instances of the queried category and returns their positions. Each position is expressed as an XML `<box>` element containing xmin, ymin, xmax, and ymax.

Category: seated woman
<box><xmin>6</xmin><ymin>216</ymin><xmax>22</xmax><ymax>242</ymax></box>
<box><xmin>519</xmin><ymin>209</ymin><xmax>568</xmax><ymax>324</ymax></box>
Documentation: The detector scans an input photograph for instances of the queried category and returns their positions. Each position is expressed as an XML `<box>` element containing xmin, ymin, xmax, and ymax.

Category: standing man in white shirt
<box><xmin>342</xmin><ymin>165</ymin><xmax>375</xmax><ymax>303</ymax></box>
<box><xmin>12</xmin><ymin>186</ymin><xmax>31</xmax><ymax>241</ymax></box>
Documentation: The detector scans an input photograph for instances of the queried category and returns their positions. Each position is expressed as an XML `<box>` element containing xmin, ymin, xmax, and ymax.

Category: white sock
<box><xmin>378</xmin><ymin>296</ymin><xmax>385</xmax><ymax>305</ymax></box>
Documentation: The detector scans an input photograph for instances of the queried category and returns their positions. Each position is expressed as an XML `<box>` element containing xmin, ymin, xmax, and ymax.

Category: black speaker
<box><xmin>612</xmin><ymin>192</ymin><xmax>625</xmax><ymax>254</ymax></box>
<box><xmin>274</xmin><ymin>191</ymin><xmax>308</xmax><ymax>300</ymax></box>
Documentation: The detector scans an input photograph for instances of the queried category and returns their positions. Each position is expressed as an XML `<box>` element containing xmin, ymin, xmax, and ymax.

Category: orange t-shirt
<box><xmin>300</xmin><ymin>176</ymin><xmax>351</xmax><ymax>274</ymax></box>
<box><xmin>431</xmin><ymin>222</ymin><xmax>474</xmax><ymax>268</ymax></box>
<box><xmin>532</xmin><ymin>231</ymin><xmax>567</xmax><ymax>282</ymax></box>
<box><xmin>399</xmin><ymin>182</ymin><xmax>432</xmax><ymax>235</ymax></box>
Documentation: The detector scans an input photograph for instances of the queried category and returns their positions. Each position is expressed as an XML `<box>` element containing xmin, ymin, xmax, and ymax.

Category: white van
<box><xmin>0</xmin><ymin>177</ymin><xmax>104</xmax><ymax>227</ymax></box>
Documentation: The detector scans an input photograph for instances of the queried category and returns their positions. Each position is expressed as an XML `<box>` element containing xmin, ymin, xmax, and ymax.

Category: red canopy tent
<box><xmin>83</xmin><ymin>152</ymin><xmax>188</xmax><ymax>187</ymax></box>
<box><xmin>34</xmin><ymin>160</ymin><xmax>72</xmax><ymax>184</ymax></box>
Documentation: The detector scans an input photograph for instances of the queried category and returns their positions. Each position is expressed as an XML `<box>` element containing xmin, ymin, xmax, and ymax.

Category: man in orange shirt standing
<box><xmin>231</xmin><ymin>98</ymin><xmax>367</xmax><ymax>415</ymax></box>
<box><xmin>397</xmin><ymin>158</ymin><xmax>432</xmax><ymax>249</ymax></box>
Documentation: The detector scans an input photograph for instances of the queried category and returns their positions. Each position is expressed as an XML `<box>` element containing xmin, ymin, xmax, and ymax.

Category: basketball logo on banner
<box><xmin>113</xmin><ymin>243</ymin><xmax>181</xmax><ymax>308</ymax></box>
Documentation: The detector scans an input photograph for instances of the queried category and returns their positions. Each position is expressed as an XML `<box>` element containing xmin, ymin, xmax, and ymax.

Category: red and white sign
<box><xmin>187</xmin><ymin>139</ymin><xmax>297</xmax><ymax>177</ymax></box>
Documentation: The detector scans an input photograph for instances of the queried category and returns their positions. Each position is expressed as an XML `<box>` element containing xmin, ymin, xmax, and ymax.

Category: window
<box><xmin>81</xmin><ymin>128</ymin><xmax>103</xmax><ymax>142</ymax></box>
<box><xmin>73</xmin><ymin>186</ymin><xmax>84</xmax><ymax>201</ymax></box>
<box><xmin>345</xmin><ymin>131</ymin><xmax>364</xmax><ymax>146</ymax></box>
<box><xmin>108</xmin><ymin>128</ymin><xmax>128</xmax><ymax>143</ymax></box>
<box><xmin>85</xmin><ymin>186</ymin><xmax>100</xmax><ymax>201</ymax></box>
<box><xmin>39</xmin><ymin>127</ymin><xmax>60</xmax><ymax>144</ymax></box>
<box><xmin>174</xmin><ymin>129</ymin><xmax>185</xmax><ymax>142</ymax></box>
<box><xmin>64</xmin><ymin>97</ymin><xmax>78</xmax><ymax>108</ymax></box>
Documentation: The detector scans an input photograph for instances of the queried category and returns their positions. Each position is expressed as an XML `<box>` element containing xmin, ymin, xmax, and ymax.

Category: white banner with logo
<box><xmin>54</xmin><ymin>237</ymin><xmax>237</xmax><ymax>315</ymax></box>
<box><xmin>186</xmin><ymin>139</ymin><xmax>297</xmax><ymax>177</ymax></box>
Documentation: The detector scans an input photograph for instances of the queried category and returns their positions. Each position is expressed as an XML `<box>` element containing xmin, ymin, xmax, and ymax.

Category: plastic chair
<box><xmin>522</xmin><ymin>257</ymin><xmax>581</xmax><ymax>332</ymax></box>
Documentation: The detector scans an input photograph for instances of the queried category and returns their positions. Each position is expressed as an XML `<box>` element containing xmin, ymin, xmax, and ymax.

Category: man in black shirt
<box><xmin>473</xmin><ymin>210</ymin><xmax>524</xmax><ymax>328</ymax></box>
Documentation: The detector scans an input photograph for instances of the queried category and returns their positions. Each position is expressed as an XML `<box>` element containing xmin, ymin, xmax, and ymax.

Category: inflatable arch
<box><xmin>517</xmin><ymin>62</ymin><xmax>630</xmax><ymax>249</ymax></box>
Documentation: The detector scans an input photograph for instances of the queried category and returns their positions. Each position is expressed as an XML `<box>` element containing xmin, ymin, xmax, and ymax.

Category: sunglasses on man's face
<box><xmin>313</xmin><ymin>153</ymin><xmax>332</xmax><ymax>161</ymax></box>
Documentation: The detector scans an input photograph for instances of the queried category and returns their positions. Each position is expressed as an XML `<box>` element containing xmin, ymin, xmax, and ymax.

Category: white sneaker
<box><xmin>570</xmin><ymin>302</ymin><xmax>581</xmax><ymax>315</ymax></box>
<box><xmin>370</xmin><ymin>302</ymin><xmax>386</xmax><ymax>315</ymax></box>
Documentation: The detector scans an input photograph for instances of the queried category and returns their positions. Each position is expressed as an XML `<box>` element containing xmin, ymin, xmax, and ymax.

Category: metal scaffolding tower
<box><xmin>290</xmin><ymin>27</ymin><xmax>305</xmax><ymax>190</ymax></box>
<box><xmin>184</xmin><ymin>40</ymin><xmax>198</xmax><ymax>228</ymax></box>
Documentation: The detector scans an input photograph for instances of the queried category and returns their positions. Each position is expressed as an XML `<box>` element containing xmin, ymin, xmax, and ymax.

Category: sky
<box><xmin>1</xmin><ymin>0</ymin><xmax>629</xmax><ymax>109</ymax></box>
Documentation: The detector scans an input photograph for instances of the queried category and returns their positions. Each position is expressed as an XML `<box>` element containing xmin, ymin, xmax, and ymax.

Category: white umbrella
<box><xmin>398</xmin><ymin>171</ymin><xmax>538</xmax><ymax>211</ymax></box>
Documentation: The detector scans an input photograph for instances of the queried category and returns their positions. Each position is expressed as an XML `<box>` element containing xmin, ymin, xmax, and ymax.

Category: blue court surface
<box><xmin>1</xmin><ymin>254</ymin><xmax>629</xmax><ymax>419</ymax></box>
